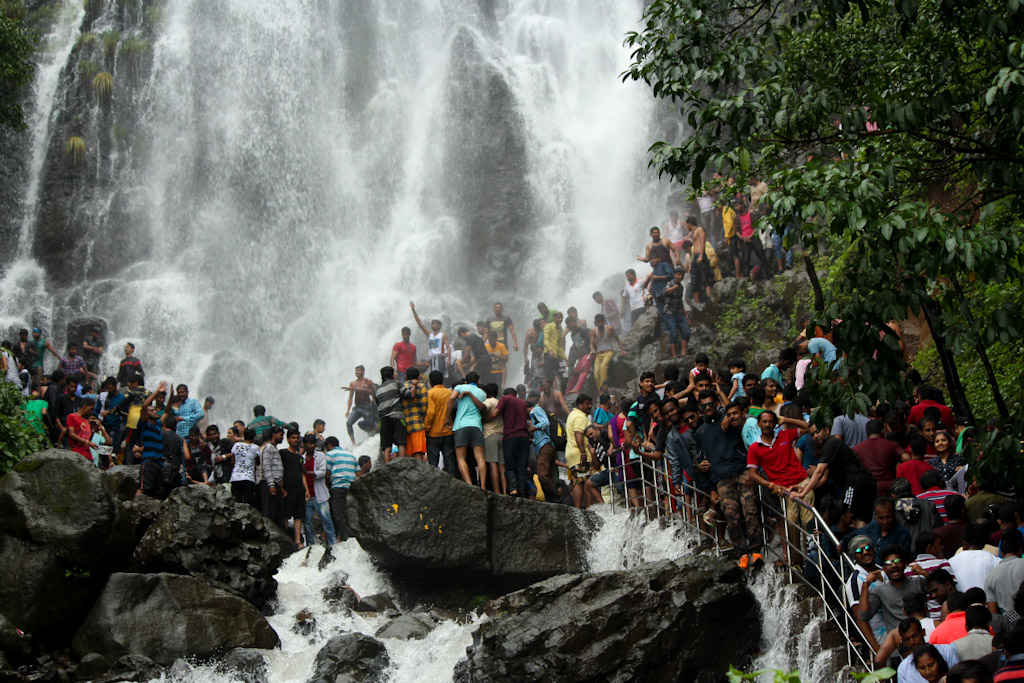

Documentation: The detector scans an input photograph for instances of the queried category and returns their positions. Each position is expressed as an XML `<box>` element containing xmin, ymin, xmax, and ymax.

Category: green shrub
<box><xmin>0</xmin><ymin>382</ymin><xmax>48</xmax><ymax>476</ymax></box>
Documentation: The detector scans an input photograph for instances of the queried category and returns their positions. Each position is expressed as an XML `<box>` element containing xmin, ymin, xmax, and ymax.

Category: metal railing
<box><xmin>597</xmin><ymin>450</ymin><xmax>878</xmax><ymax>673</ymax></box>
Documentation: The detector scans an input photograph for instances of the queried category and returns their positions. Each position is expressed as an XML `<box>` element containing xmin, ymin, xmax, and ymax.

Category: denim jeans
<box><xmin>502</xmin><ymin>436</ymin><xmax>530</xmax><ymax>495</ymax></box>
<box><xmin>303</xmin><ymin>498</ymin><xmax>336</xmax><ymax>546</ymax></box>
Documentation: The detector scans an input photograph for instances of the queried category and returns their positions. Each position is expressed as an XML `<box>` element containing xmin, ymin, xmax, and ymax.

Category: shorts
<box><xmin>484</xmin><ymin>434</ymin><xmax>504</xmax><ymax>464</ymax></box>
<box><xmin>283</xmin><ymin>486</ymin><xmax>305</xmax><ymax>520</ymax></box>
<box><xmin>454</xmin><ymin>426</ymin><xmax>484</xmax><ymax>449</ymax></box>
<box><xmin>783</xmin><ymin>478</ymin><xmax>814</xmax><ymax>528</ymax></box>
<box><xmin>380</xmin><ymin>416</ymin><xmax>405</xmax><ymax>450</ymax></box>
<box><xmin>405</xmin><ymin>429</ymin><xmax>427</xmax><ymax>455</ymax></box>
<box><xmin>589</xmin><ymin>469</ymin><xmax>611</xmax><ymax>488</ymax></box>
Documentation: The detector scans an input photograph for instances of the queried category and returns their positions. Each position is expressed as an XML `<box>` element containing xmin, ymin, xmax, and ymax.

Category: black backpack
<box><xmin>548</xmin><ymin>413</ymin><xmax>567</xmax><ymax>451</ymax></box>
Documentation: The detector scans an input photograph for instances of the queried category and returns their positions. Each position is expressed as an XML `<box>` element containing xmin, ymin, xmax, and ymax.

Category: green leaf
<box><xmin>881</xmin><ymin>222</ymin><xmax>893</xmax><ymax>240</ymax></box>
<box><xmin>739</xmin><ymin>148</ymin><xmax>751</xmax><ymax>172</ymax></box>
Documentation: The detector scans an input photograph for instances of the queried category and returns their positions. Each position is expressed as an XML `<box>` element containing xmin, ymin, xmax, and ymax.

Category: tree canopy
<box><xmin>623</xmin><ymin>0</ymin><xmax>1024</xmax><ymax>426</ymax></box>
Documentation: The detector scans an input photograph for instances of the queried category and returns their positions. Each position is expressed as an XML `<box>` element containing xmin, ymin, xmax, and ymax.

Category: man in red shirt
<box><xmin>896</xmin><ymin>434</ymin><xmax>935</xmax><ymax>495</ymax></box>
<box><xmin>854</xmin><ymin>419</ymin><xmax>903</xmax><ymax>497</ymax></box>
<box><xmin>65</xmin><ymin>400</ymin><xmax>95</xmax><ymax>461</ymax></box>
<box><xmin>390</xmin><ymin>327</ymin><xmax>418</xmax><ymax>377</ymax></box>
<box><xmin>746</xmin><ymin>410</ymin><xmax>813</xmax><ymax>564</ymax></box>
<box><xmin>909</xmin><ymin>386</ymin><xmax>955</xmax><ymax>429</ymax></box>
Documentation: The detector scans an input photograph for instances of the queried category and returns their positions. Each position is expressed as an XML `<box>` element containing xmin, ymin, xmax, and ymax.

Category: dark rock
<box><xmin>0</xmin><ymin>612</ymin><xmax>32</xmax><ymax>662</ymax></box>
<box><xmin>72</xmin><ymin>572</ymin><xmax>279</xmax><ymax>666</ymax></box>
<box><xmin>107</xmin><ymin>495</ymin><xmax>163</xmax><ymax>561</ymax></box>
<box><xmin>374</xmin><ymin>613</ymin><xmax>435</xmax><ymax>641</ymax></box>
<box><xmin>321</xmin><ymin>571</ymin><xmax>357</xmax><ymax>610</ymax></box>
<box><xmin>75</xmin><ymin>652</ymin><xmax>110</xmax><ymax>680</ymax></box>
<box><xmin>347</xmin><ymin>459</ymin><xmax>596</xmax><ymax>587</ymax></box>
<box><xmin>620</xmin><ymin>307</ymin><xmax>660</xmax><ymax>351</ymax></box>
<box><xmin>0</xmin><ymin>450</ymin><xmax>122</xmax><ymax>644</ymax></box>
<box><xmin>308</xmin><ymin>632</ymin><xmax>389</xmax><ymax>683</ymax></box>
<box><xmin>354</xmin><ymin>593</ymin><xmax>396</xmax><ymax>614</ymax></box>
<box><xmin>134</xmin><ymin>484</ymin><xmax>294</xmax><ymax>607</ymax></box>
<box><xmin>453</xmin><ymin>555</ymin><xmax>760</xmax><ymax>682</ymax></box>
<box><xmin>317</xmin><ymin>544</ymin><xmax>335</xmax><ymax>571</ymax></box>
<box><xmin>218</xmin><ymin>648</ymin><xmax>269</xmax><ymax>683</ymax></box>
<box><xmin>65</xmin><ymin>318</ymin><xmax>106</xmax><ymax>354</ymax></box>
<box><xmin>101</xmin><ymin>466</ymin><xmax>140</xmax><ymax>502</ymax></box>
<box><xmin>292</xmin><ymin>609</ymin><xmax>317</xmax><ymax>637</ymax></box>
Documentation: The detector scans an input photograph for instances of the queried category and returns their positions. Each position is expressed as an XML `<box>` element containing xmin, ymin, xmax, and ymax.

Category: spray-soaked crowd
<box><xmin>4</xmin><ymin>180</ymin><xmax>1023</xmax><ymax>681</ymax></box>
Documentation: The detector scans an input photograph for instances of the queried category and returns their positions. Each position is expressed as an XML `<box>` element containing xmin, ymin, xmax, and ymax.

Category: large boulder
<box><xmin>307</xmin><ymin>632</ymin><xmax>390</xmax><ymax>683</ymax></box>
<box><xmin>347</xmin><ymin>459</ymin><xmax>596</xmax><ymax>585</ymax></box>
<box><xmin>72</xmin><ymin>573</ymin><xmax>279</xmax><ymax>666</ymax></box>
<box><xmin>453</xmin><ymin>555</ymin><xmax>760</xmax><ymax>682</ymax></box>
<box><xmin>134</xmin><ymin>484</ymin><xmax>294</xmax><ymax>607</ymax></box>
<box><xmin>0</xmin><ymin>450</ymin><xmax>123</xmax><ymax>644</ymax></box>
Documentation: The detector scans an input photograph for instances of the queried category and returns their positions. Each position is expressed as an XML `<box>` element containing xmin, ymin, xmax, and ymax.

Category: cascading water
<box><xmin>1</xmin><ymin>0</ymin><xmax>669</xmax><ymax>430</ymax></box>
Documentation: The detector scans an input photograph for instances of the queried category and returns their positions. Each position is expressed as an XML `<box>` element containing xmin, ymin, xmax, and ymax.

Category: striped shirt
<box><xmin>400</xmin><ymin>380</ymin><xmax>429</xmax><ymax>434</ymax></box>
<box><xmin>375</xmin><ymin>380</ymin><xmax>403</xmax><ymax>420</ymax></box>
<box><xmin>919</xmin><ymin>488</ymin><xmax>959</xmax><ymax>523</ymax></box>
<box><xmin>325</xmin><ymin>447</ymin><xmax>358</xmax><ymax>490</ymax></box>
<box><xmin>138</xmin><ymin>420</ymin><xmax>163</xmax><ymax>461</ymax></box>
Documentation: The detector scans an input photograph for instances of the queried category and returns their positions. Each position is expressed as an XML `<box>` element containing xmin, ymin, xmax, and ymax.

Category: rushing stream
<box><xmin>141</xmin><ymin>504</ymin><xmax>819</xmax><ymax>682</ymax></box>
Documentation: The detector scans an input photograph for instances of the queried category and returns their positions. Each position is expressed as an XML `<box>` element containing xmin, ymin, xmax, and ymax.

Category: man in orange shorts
<box><xmin>400</xmin><ymin>367</ymin><xmax>429</xmax><ymax>461</ymax></box>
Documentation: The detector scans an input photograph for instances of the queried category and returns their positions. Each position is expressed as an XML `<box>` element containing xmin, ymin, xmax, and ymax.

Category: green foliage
<box><xmin>76</xmin><ymin>31</ymin><xmax>97</xmax><ymax>49</ymax></box>
<box><xmin>66</xmin><ymin>135</ymin><xmax>86</xmax><ymax>163</ymax></box>
<box><xmin>78</xmin><ymin>58</ymin><xmax>100</xmax><ymax>78</ymax></box>
<box><xmin>0</xmin><ymin>7</ymin><xmax>36</xmax><ymax>130</ymax></box>
<box><xmin>623</xmin><ymin>0</ymin><xmax>1024</xmax><ymax>422</ymax></box>
<box><xmin>726</xmin><ymin>666</ymin><xmax>896</xmax><ymax>682</ymax></box>
<box><xmin>102</xmin><ymin>30</ymin><xmax>119</xmax><ymax>59</ymax></box>
<box><xmin>92</xmin><ymin>70</ymin><xmax>113</xmax><ymax>98</ymax></box>
<box><xmin>0</xmin><ymin>382</ymin><xmax>48</xmax><ymax>477</ymax></box>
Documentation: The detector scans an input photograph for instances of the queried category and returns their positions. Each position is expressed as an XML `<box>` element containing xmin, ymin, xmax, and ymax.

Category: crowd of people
<box><xmin>2</xmin><ymin>178</ymin><xmax>1020</xmax><ymax>682</ymax></box>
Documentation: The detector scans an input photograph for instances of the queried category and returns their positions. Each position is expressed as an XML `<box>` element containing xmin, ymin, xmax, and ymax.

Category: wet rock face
<box><xmin>133</xmin><ymin>484</ymin><xmax>295</xmax><ymax>607</ymax></box>
<box><xmin>346</xmin><ymin>458</ymin><xmax>597</xmax><ymax>587</ymax></box>
<box><xmin>0</xmin><ymin>450</ymin><xmax>122</xmax><ymax>645</ymax></box>
<box><xmin>307</xmin><ymin>632</ymin><xmax>390</xmax><ymax>683</ymax></box>
<box><xmin>72</xmin><ymin>572</ymin><xmax>279</xmax><ymax>666</ymax></box>
<box><xmin>453</xmin><ymin>554</ymin><xmax>761</xmax><ymax>683</ymax></box>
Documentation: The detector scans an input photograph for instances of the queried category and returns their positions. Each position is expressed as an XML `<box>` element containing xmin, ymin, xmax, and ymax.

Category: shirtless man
<box><xmin>539</xmin><ymin>377</ymin><xmax>570</xmax><ymax>421</ymax></box>
<box><xmin>663</xmin><ymin>209</ymin><xmax>686</xmax><ymax>265</ymax></box>
<box><xmin>344</xmin><ymin>365</ymin><xmax>377</xmax><ymax>445</ymax></box>
<box><xmin>638</xmin><ymin>226</ymin><xmax>677</xmax><ymax>266</ymax></box>
<box><xmin>685</xmin><ymin>215</ymin><xmax>714</xmax><ymax>305</ymax></box>
<box><xmin>410</xmin><ymin>302</ymin><xmax>449</xmax><ymax>375</ymax></box>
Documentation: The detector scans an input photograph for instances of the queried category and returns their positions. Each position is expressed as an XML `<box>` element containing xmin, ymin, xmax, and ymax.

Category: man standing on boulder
<box><xmin>424</xmin><ymin>370</ymin><xmax>455</xmax><ymax>474</ymax></box>
<box><xmin>450</xmin><ymin>371</ymin><xmax>488</xmax><ymax>489</ymax></box>
<box><xmin>375</xmin><ymin>367</ymin><xmax>405</xmax><ymax>462</ymax></box>
<box><xmin>280</xmin><ymin>429</ymin><xmax>307</xmax><ymax>546</ymax></box>
<box><xmin>116</xmin><ymin>342</ymin><xmax>143</xmax><ymax>387</ymax></box>
<box><xmin>171</xmin><ymin>384</ymin><xmax>204</xmax><ymax>439</ymax></box>
<box><xmin>400</xmin><ymin>367</ymin><xmax>429</xmax><ymax>461</ymax></box>
<box><xmin>260</xmin><ymin>426</ymin><xmax>285</xmax><ymax>528</ymax></box>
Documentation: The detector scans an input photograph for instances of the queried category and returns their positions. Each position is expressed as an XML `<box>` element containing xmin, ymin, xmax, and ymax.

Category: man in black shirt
<box><xmin>795</xmin><ymin>434</ymin><xmax>876</xmax><ymax>524</ymax></box>
<box><xmin>161</xmin><ymin>412</ymin><xmax>185</xmax><ymax>498</ymax></box>
<box><xmin>458</xmin><ymin>326</ymin><xmax>491</xmax><ymax>381</ymax></box>
<box><xmin>279</xmin><ymin>429</ymin><xmax>307</xmax><ymax>547</ymax></box>
<box><xmin>695</xmin><ymin>401</ymin><xmax>760</xmax><ymax>549</ymax></box>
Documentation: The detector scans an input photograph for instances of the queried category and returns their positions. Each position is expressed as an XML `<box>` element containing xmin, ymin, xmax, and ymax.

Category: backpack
<box><xmin>548</xmin><ymin>413</ymin><xmax>567</xmax><ymax>451</ymax></box>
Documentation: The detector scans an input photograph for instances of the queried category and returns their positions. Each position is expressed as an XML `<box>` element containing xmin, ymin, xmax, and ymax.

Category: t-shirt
<box><xmin>695</xmin><ymin>423</ymin><xmax>746</xmax><ymax>484</ymax></box>
<box><xmin>465</xmin><ymin>334</ymin><xmax>492</xmax><ymax>374</ymax></box>
<box><xmin>896</xmin><ymin>459</ymin><xmax>935</xmax><ymax>495</ymax></box>
<box><xmin>452</xmin><ymin>384</ymin><xmax>486</xmax><ymax>431</ymax></box>
<box><xmin>746</xmin><ymin>428</ymin><xmax>805</xmax><ymax>488</ymax></box>
<box><xmin>591</xmin><ymin>407</ymin><xmax>612</xmax><ymax>426</ymax></box>
<box><xmin>918</xmin><ymin>488</ymin><xmax>959</xmax><ymax>523</ymax></box>
<box><xmin>731</xmin><ymin>372</ymin><xmax>746</xmax><ymax>398</ymax></box>
<box><xmin>664</xmin><ymin>281</ymin><xmax>685</xmax><ymax>315</ymax></box>
<box><xmin>392</xmin><ymin>341</ymin><xmax>417</xmax><ymax>375</ymax></box>
<box><xmin>621</xmin><ymin>280</ymin><xmax>645</xmax><ymax>311</ymax></box>
<box><xmin>487</xmin><ymin>316</ymin><xmax>513</xmax><ymax>347</ymax></box>
<box><xmin>649</xmin><ymin>261</ymin><xmax>673</xmax><ymax>299</ymax></box>
<box><xmin>909</xmin><ymin>400</ymin><xmax>955</xmax><ymax>430</ymax></box>
<box><xmin>863</xmin><ymin>576</ymin><xmax>926</xmax><ymax>632</ymax></box>
<box><xmin>496</xmin><ymin>394</ymin><xmax>529</xmax><ymax>439</ymax></box>
<box><xmin>796</xmin><ymin>433</ymin><xmax>817</xmax><ymax>469</ymax></box>
<box><xmin>565</xmin><ymin>407</ymin><xmax>590</xmax><ymax>470</ymax></box>
<box><xmin>375</xmin><ymin>380</ymin><xmax>403</xmax><ymax>420</ymax></box>
<box><xmin>807</xmin><ymin>337</ymin><xmax>838</xmax><ymax>363</ymax></box>
<box><xmin>24</xmin><ymin>399</ymin><xmax>47</xmax><ymax>435</ymax></box>
<box><xmin>897</xmin><ymin>644</ymin><xmax>959</xmax><ymax>683</ymax></box>
<box><xmin>325</xmin><ymin>446</ymin><xmax>358</xmax><ymax>490</ymax></box>
<box><xmin>529</xmin><ymin>405</ymin><xmax>552</xmax><ymax>450</ymax></box>
<box><xmin>66</xmin><ymin>412</ymin><xmax>92</xmax><ymax>460</ymax></box>
<box><xmin>986</xmin><ymin>556</ymin><xmax>1024</xmax><ymax>613</ymax></box>
<box><xmin>425</xmin><ymin>385</ymin><xmax>453</xmax><ymax>437</ymax></box>
<box><xmin>818</xmin><ymin>435</ymin><xmax>871</xmax><ymax>494</ymax></box>
<box><xmin>230</xmin><ymin>442</ymin><xmax>257</xmax><ymax>483</ymax></box>
<box><xmin>854</xmin><ymin>437</ymin><xmax>902</xmax><ymax>495</ymax></box>
<box><xmin>485</xmin><ymin>341</ymin><xmax>509</xmax><ymax>364</ymax></box>
<box><xmin>482</xmin><ymin>397</ymin><xmax>502</xmax><ymax>439</ymax></box>
<box><xmin>948</xmin><ymin>549</ymin><xmax>1000</xmax><ymax>592</ymax></box>
<box><xmin>830</xmin><ymin>413</ymin><xmax>870</xmax><ymax>448</ymax></box>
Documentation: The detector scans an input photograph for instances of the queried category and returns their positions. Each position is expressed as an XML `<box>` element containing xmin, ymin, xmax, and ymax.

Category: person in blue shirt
<box><xmin>324</xmin><ymin>436</ymin><xmax>358</xmax><ymax>540</ymax></box>
<box><xmin>449</xmin><ymin>372</ymin><xmax>488</xmax><ymax>489</ymax></box>
<box><xmin>527</xmin><ymin>392</ymin><xmax>556</xmax><ymax>501</ymax></box>
<box><xmin>760</xmin><ymin>347</ymin><xmax>797</xmax><ymax>389</ymax></box>
<box><xmin>801</xmin><ymin>336</ymin><xmax>842</xmax><ymax>370</ymax></box>
<box><xmin>171</xmin><ymin>384</ymin><xmax>204</xmax><ymax>439</ymax></box>
<box><xmin>591</xmin><ymin>394</ymin><xmax>613</xmax><ymax>427</ymax></box>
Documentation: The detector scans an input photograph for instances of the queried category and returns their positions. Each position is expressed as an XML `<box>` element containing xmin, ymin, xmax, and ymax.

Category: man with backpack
<box><xmin>528</xmin><ymin>392</ymin><xmax>558</xmax><ymax>501</ymax></box>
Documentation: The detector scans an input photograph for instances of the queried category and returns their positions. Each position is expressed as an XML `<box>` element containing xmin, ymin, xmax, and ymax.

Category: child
<box><xmin>356</xmin><ymin>455</ymin><xmax>372</xmax><ymax>477</ymax></box>
<box><xmin>728</xmin><ymin>359</ymin><xmax>747</xmax><ymax>400</ymax></box>
<box><xmin>661</xmin><ymin>268</ymin><xmax>690</xmax><ymax>357</ymax></box>
<box><xmin>689</xmin><ymin>352</ymin><xmax>714</xmax><ymax>381</ymax></box>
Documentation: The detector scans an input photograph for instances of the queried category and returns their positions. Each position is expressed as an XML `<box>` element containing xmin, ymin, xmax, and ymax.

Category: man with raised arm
<box><xmin>410</xmin><ymin>302</ymin><xmax>449</xmax><ymax>375</ymax></box>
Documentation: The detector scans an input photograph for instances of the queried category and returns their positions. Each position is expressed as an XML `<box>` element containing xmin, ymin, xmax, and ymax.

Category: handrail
<box><xmin>597</xmin><ymin>451</ymin><xmax>878</xmax><ymax>673</ymax></box>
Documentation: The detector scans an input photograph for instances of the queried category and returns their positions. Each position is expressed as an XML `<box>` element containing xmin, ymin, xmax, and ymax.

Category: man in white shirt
<box><xmin>620</xmin><ymin>268</ymin><xmax>646</xmax><ymax>332</ymax></box>
<box><xmin>949</xmin><ymin>523</ymin><xmax>1000</xmax><ymax>592</ymax></box>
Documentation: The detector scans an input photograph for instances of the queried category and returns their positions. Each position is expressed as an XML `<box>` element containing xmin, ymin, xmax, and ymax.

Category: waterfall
<box><xmin>1</xmin><ymin>0</ymin><xmax>669</xmax><ymax>430</ymax></box>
